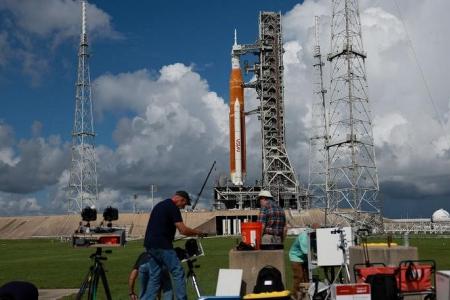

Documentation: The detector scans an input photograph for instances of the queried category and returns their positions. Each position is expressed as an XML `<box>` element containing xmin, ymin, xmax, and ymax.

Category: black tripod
<box><xmin>76</xmin><ymin>247</ymin><xmax>112</xmax><ymax>300</ymax></box>
<box><xmin>186</xmin><ymin>258</ymin><xmax>201</xmax><ymax>298</ymax></box>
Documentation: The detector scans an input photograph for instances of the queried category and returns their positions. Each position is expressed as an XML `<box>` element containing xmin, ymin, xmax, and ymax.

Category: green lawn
<box><xmin>0</xmin><ymin>236</ymin><xmax>449</xmax><ymax>299</ymax></box>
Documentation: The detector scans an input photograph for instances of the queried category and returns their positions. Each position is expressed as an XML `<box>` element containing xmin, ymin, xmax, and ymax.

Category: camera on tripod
<box><xmin>73</xmin><ymin>206</ymin><xmax>126</xmax><ymax>248</ymax></box>
<box><xmin>175</xmin><ymin>238</ymin><xmax>205</xmax><ymax>262</ymax></box>
<box><xmin>174</xmin><ymin>238</ymin><xmax>205</xmax><ymax>297</ymax></box>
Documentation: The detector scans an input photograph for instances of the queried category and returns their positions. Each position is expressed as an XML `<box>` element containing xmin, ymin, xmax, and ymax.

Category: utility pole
<box><xmin>326</xmin><ymin>0</ymin><xmax>382</xmax><ymax>230</ymax></box>
<box><xmin>67</xmin><ymin>0</ymin><xmax>98</xmax><ymax>213</ymax></box>
<box><xmin>133</xmin><ymin>194</ymin><xmax>137</xmax><ymax>214</ymax></box>
<box><xmin>150</xmin><ymin>184</ymin><xmax>157</xmax><ymax>210</ymax></box>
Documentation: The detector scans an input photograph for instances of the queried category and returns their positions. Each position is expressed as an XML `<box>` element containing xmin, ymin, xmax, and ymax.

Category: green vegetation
<box><xmin>0</xmin><ymin>236</ymin><xmax>449</xmax><ymax>299</ymax></box>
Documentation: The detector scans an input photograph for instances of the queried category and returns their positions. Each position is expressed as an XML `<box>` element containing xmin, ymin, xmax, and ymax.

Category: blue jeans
<box><xmin>146</xmin><ymin>248</ymin><xmax>187</xmax><ymax>300</ymax></box>
<box><xmin>139</xmin><ymin>259</ymin><xmax>173</xmax><ymax>300</ymax></box>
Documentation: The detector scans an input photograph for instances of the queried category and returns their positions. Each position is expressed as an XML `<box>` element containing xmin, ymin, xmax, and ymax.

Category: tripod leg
<box><xmin>190</xmin><ymin>273</ymin><xmax>201</xmax><ymax>298</ymax></box>
<box><xmin>98</xmin><ymin>263</ymin><xmax>113</xmax><ymax>300</ymax></box>
<box><xmin>87</xmin><ymin>264</ymin><xmax>98</xmax><ymax>300</ymax></box>
<box><xmin>76</xmin><ymin>266</ymin><xmax>95</xmax><ymax>300</ymax></box>
<box><xmin>344</xmin><ymin>264</ymin><xmax>351</xmax><ymax>283</ymax></box>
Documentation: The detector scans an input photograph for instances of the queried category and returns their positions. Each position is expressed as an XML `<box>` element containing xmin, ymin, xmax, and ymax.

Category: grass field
<box><xmin>1</xmin><ymin>236</ymin><xmax>450</xmax><ymax>299</ymax></box>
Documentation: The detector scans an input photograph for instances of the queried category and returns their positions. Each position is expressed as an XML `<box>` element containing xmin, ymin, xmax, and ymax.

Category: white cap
<box><xmin>258</xmin><ymin>190</ymin><xmax>273</xmax><ymax>199</ymax></box>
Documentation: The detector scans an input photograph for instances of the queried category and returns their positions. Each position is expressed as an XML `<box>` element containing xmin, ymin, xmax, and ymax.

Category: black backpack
<box><xmin>365</xmin><ymin>274</ymin><xmax>399</xmax><ymax>300</ymax></box>
<box><xmin>253</xmin><ymin>265</ymin><xmax>284</xmax><ymax>293</ymax></box>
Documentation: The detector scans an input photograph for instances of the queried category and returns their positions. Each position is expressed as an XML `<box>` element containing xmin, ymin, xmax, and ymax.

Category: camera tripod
<box><xmin>76</xmin><ymin>247</ymin><xmax>112</xmax><ymax>300</ymax></box>
<box><xmin>330</xmin><ymin>228</ymin><xmax>351</xmax><ymax>284</ymax></box>
<box><xmin>186</xmin><ymin>258</ymin><xmax>201</xmax><ymax>298</ymax></box>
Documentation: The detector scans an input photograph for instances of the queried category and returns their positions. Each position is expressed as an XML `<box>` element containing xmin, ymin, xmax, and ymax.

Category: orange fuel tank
<box><xmin>229</xmin><ymin>38</ymin><xmax>246</xmax><ymax>186</ymax></box>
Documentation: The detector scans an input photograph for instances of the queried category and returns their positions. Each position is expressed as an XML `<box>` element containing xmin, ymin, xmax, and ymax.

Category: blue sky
<box><xmin>1</xmin><ymin>0</ymin><xmax>450</xmax><ymax>218</ymax></box>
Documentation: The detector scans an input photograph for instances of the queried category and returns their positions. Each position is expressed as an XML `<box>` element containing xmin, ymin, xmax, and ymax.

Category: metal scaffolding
<box><xmin>67</xmin><ymin>0</ymin><xmax>99</xmax><ymax>213</ymax></box>
<box><xmin>308</xmin><ymin>16</ymin><xmax>329</xmax><ymax>210</ymax></box>
<box><xmin>215</xmin><ymin>12</ymin><xmax>306</xmax><ymax>210</ymax></box>
<box><xmin>326</xmin><ymin>0</ymin><xmax>382</xmax><ymax>230</ymax></box>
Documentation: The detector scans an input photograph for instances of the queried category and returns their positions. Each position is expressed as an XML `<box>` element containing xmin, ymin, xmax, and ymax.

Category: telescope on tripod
<box><xmin>74</xmin><ymin>206</ymin><xmax>125</xmax><ymax>300</ymax></box>
<box><xmin>175</xmin><ymin>238</ymin><xmax>205</xmax><ymax>298</ymax></box>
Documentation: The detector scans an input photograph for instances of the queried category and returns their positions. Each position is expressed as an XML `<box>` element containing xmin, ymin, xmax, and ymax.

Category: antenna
<box><xmin>314</xmin><ymin>16</ymin><xmax>320</xmax><ymax>51</ymax></box>
<box><xmin>67</xmin><ymin>0</ymin><xmax>98</xmax><ymax>213</ymax></box>
<box><xmin>82</xmin><ymin>1</ymin><xmax>86</xmax><ymax>35</ymax></box>
<box><xmin>308</xmin><ymin>16</ymin><xmax>328</xmax><ymax>212</ymax></box>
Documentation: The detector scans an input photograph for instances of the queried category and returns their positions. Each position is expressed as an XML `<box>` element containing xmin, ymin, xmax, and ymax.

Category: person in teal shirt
<box><xmin>289</xmin><ymin>230</ymin><xmax>310</xmax><ymax>299</ymax></box>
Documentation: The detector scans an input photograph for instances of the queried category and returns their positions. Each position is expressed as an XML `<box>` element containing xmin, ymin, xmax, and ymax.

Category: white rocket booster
<box><xmin>233</xmin><ymin>99</ymin><xmax>243</xmax><ymax>186</ymax></box>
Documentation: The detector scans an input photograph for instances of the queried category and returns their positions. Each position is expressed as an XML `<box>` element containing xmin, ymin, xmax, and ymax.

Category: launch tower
<box><xmin>67</xmin><ymin>0</ymin><xmax>99</xmax><ymax>213</ymax></box>
<box><xmin>215</xmin><ymin>12</ymin><xmax>305</xmax><ymax>209</ymax></box>
<box><xmin>326</xmin><ymin>0</ymin><xmax>382</xmax><ymax>229</ymax></box>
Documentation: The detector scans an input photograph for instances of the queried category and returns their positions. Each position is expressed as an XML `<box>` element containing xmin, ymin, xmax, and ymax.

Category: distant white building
<box><xmin>431</xmin><ymin>209</ymin><xmax>450</xmax><ymax>222</ymax></box>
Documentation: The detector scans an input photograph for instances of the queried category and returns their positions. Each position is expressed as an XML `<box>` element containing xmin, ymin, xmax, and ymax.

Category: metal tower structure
<box><xmin>215</xmin><ymin>12</ymin><xmax>306</xmax><ymax>209</ymax></box>
<box><xmin>67</xmin><ymin>0</ymin><xmax>99</xmax><ymax>213</ymax></box>
<box><xmin>308</xmin><ymin>16</ymin><xmax>329</xmax><ymax>209</ymax></box>
<box><xmin>326</xmin><ymin>0</ymin><xmax>382</xmax><ymax>229</ymax></box>
<box><xmin>255</xmin><ymin>12</ymin><xmax>299</xmax><ymax>205</ymax></box>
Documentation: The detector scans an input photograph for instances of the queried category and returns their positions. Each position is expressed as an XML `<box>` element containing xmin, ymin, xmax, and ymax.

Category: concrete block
<box><xmin>229</xmin><ymin>249</ymin><xmax>285</xmax><ymax>295</ymax></box>
<box><xmin>349</xmin><ymin>246</ymin><xmax>418</xmax><ymax>282</ymax></box>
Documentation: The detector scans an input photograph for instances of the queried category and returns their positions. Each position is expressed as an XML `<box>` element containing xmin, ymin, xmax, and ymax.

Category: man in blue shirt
<box><xmin>142</xmin><ymin>191</ymin><xmax>206</xmax><ymax>300</ymax></box>
<box><xmin>128</xmin><ymin>252</ymin><xmax>172</xmax><ymax>300</ymax></box>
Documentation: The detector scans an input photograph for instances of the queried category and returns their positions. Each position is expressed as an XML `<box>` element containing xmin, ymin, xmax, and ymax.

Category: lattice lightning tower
<box><xmin>308</xmin><ymin>17</ymin><xmax>329</xmax><ymax>209</ymax></box>
<box><xmin>67</xmin><ymin>0</ymin><xmax>98</xmax><ymax>213</ymax></box>
<box><xmin>326</xmin><ymin>0</ymin><xmax>382</xmax><ymax>229</ymax></box>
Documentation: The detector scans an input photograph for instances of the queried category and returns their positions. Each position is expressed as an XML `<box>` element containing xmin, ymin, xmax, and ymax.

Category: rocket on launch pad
<box><xmin>229</xmin><ymin>30</ymin><xmax>246</xmax><ymax>186</ymax></box>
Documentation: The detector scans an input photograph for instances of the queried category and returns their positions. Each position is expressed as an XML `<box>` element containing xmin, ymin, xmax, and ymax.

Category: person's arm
<box><xmin>258</xmin><ymin>208</ymin><xmax>268</xmax><ymax>234</ymax></box>
<box><xmin>128</xmin><ymin>269</ymin><xmax>138</xmax><ymax>300</ymax></box>
<box><xmin>257</xmin><ymin>208</ymin><xmax>266</xmax><ymax>223</ymax></box>
<box><xmin>175</xmin><ymin>222</ymin><xmax>205</xmax><ymax>237</ymax></box>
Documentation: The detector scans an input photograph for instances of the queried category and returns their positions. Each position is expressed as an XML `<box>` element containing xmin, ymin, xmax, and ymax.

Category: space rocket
<box><xmin>229</xmin><ymin>30</ymin><xmax>246</xmax><ymax>186</ymax></box>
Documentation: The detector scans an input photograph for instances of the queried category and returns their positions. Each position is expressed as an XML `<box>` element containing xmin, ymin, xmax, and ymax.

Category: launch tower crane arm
<box><xmin>192</xmin><ymin>161</ymin><xmax>216</xmax><ymax>210</ymax></box>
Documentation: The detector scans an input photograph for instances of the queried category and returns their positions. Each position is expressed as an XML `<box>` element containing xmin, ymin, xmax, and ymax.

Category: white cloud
<box><xmin>0</xmin><ymin>148</ymin><xmax>19</xmax><ymax>167</ymax></box>
<box><xmin>93</xmin><ymin>64</ymin><xmax>230</xmax><ymax>200</ymax></box>
<box><xmin>0</xmin><ymin>122</ymin><xmax>69</xmax><ymax>194</ymax></box>
<box><xmin>373</xmin><ymin>113</ymin><xmax>408</xmax><ymax>146</ymax></box>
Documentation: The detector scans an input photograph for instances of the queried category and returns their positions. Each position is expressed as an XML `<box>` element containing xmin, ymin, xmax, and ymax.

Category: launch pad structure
<box><xmin>214</xmin><ymin>12</ymin><xmax>307</xmax><ymax>210</ymax></box>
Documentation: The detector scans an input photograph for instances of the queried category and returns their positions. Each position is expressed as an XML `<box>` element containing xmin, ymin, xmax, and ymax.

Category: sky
<box><xmin>0</xmin><ymin>0</ymin><xmax>449</xmax><ymax>218</ymax></box>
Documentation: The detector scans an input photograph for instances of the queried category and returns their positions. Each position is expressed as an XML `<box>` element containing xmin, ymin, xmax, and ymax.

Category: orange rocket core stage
<box><xmin>229</xmin><ymin>63</ymin><xmax>246</xmax><ymax>185</ymax></box>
